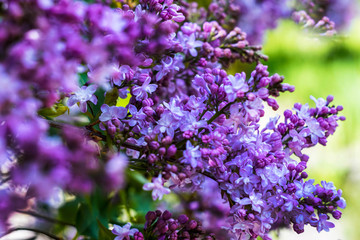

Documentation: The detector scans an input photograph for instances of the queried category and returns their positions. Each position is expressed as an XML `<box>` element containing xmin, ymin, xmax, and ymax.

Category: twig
<box><xmin>1</xmin><ymin>227</ymin><xmax>63</xmax><ymax>240</ymax></box>
<box><xmin>16</xmin><ymin>210</ymin><xmax>75</xmax><ymax>227</ymax></box>
<box><xmin>201</xmin><ymin>171</ymin><xmax>217</xmax><ymax>181</ymax></box>
<box><xmin>121</xmin><ymin>142</ymin><xmax>143</xmax><ymax>152</ymax></box>
<box><xmin>206</xmin><ymin>101</ymin><xmax>233</xmax><ymax>124</ymax></box>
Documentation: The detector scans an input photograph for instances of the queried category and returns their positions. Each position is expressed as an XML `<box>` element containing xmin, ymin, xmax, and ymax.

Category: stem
<box><xmin>2</xmin><ymin>227</ymin><xmax>63</xmax><ymax>240</ymax></box>
<box><xmin>128</xmin><ymin>164</ymin><xmax>147</xmax><ymax>172</ymax></box>
<box><xmin>16</xmin><ymin>210</ymin><xmax>75</xmax><ymax>227</ymax></box>
<box><xmin>199</xmin><ymin>108</ymin><xmax>208</xmax><ymax>120</ymax></box>
<box><xmin>88</xmin><ymin>119</ymin><xmax>100</xmax><ymax>127</ymax></box>
<box><xmin>87</xmin><ymin>102</ymin><xmax>95</xmax><ymax>117</ymax></box>
<box><xmin>48</xmin><ymin>120</ymin><xmax>63</xmax><ymax>129</ymax></box>
<box><xmin>109</xmin><ymin>219</ymin><xmax>144</xmax><ymax>230</ymax></box>
<box><xmin>201</xmin><ymin>171</ymin><xmax>217</xmax><ymax>181</ymax></box>
<box><xmin>121</xmin><ymin>142</ymin><xmax>143</xmax><ymax>152</ymax></box>
<box><xmin>206</xmin><ymin>101</ymin><xmax>233</xmax><ymax>124</ymax></box>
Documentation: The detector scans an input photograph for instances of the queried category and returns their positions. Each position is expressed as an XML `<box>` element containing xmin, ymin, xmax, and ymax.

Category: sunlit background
<box><xmin>259</xmin><ymin>15</ymin><xmax>360</xmax><ymax>240</ymax></box>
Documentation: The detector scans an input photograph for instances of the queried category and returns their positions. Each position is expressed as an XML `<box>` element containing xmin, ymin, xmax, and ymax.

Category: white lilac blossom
<box><xmin>112</xmin><ymin>223</ymin><xmax>139</xmax><ymax>240</ymax></box>
<box><xmin>143</xmin><ymin>174</ymin><xmax>171</xmax><ymax>200</ymax></box>
<box><xmin>67</xmin><ymin>85</ymin><xmax>98</xmax><ymax>113</ymax></box>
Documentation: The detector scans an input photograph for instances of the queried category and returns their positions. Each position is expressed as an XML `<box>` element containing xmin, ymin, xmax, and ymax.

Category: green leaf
<box><xmin>38</xmin><ymin>102</ymin><xmax>69</xmax><ymax>118</ymax></box>
<box><xmin>74</xmin><ymin>190</ymin><xmax>115</xmax><ymax>239</ymax></box>
<box><xmin>128</xmin><ymin>186</ymin><xmax>155</xmax><ymax>221</ymax></box>
<box><xmin>79</xmin><ymin>72</ymin><xmax>89</xmax><ymax>86</ymax></box>
<box><xmin>97</xmin><ymin>220</ymin><xmax>116</xmax><ymax>240</ymax></box>
<box><xmin>90</xmin><ymin>88</ymin><xmax>106</xmax><ymax>118</ymax></box>
<box><xmin>58</xmin><ymin>198</ymin><xmax>79</xmax><ymax>225</ymax></box>
<box><xmin>75</xmin><ymin>203</ymin><xmax>93</xmax><ymax>235</ymax></box>
<box><xmin>104</xmin><ymin>88</ymin><xmax>119</xmax><ymax>106</ymax></box>
<box><xmin>126</xmin><ymin>170</ymin><xmax>148</xmax><ymax>186</ymax></box>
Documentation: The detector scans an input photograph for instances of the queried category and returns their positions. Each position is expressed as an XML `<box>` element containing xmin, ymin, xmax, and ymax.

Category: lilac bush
<box><xmin>0</xmin><ymin>0</ymin><xmax>350</xmax><ymax>239</ymax></box>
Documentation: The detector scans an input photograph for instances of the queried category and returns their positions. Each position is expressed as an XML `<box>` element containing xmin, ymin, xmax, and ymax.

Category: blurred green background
<box><xmin>260</xmin><ymin>17</ymin><xmax>360</xmax><ymax>240</ymax></box>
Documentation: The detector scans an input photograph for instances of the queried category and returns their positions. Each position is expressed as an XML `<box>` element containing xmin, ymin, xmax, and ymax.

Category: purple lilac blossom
<box><xmin>67</xmin><ymin>85</ymin><xmax>98</xmax><ymax>112</ymax></box>
<box><xmin>132</xmin><ymin>77</ymin><xmax>158</xmax><ymax>101</ymax></box>
<box><xmin>182</xmin><ymin>141</ymin><xmax>202</xmax><ymax>168</ymax></box>
<box><xmin>99</xmin><ymin>104</ymin><xmax>127</xmax><ymax>122</ymax></box>
<box><xmin>224</xmin><ymin>72</ymin><xmax>249</xmax><ymax>102</ymax></box>
<box><xmin>176</xmin><ymin>32</ymin><xmax>203</xmax><ymax>57</ymax></box>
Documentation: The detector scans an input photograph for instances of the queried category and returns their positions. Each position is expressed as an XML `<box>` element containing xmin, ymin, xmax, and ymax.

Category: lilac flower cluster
<box><xmin>112</xmin><ymin>210</ymin><xmax>217</xmax><ymax>240</ymax></box>
<box><xmin>207</xmin><ymin>0</ymin><xmax>291</xmax><ymax>44</ymax></box>
<box><xmin>118</xmin><ymin>60</ymin><xmax>344</xmax><ymax>238</ymax></box>
<box><xmin>197</xmin><ymin>0</ymin><xmax>355</xmax><ymax>44</ymax></box>
<box><xmin>142</xmin><ymin>210</ymin><xmax>215</xmax><ymax>239</ymax></box>
<box><xmin>292</xmin><ymin>10</ymin><xmax>337</xmax><ymax>36</ymax></box>
<box><xmin>0</xmin><ymin>0</ymin><xmax>349</xmax><ymax>239</ymax></box>
<box><xmin>294</xmin><ymin>0</ymin><xmax>356</xmax><ymax>30</ymax></box>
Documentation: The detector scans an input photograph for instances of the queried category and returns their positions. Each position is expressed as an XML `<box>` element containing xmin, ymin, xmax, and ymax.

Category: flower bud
<box><xmin>246</xmin><ymin>92</ymin><xmax>256</xmax><ymax>101</ymax></box>
<box><xmin>161</xmin><ymin>136</ymin><xmax>173</xmax><ymax>145</ymax></box>
<box><xmin>167</xmin><ymin>144</ymin><xmax>177</xmax><ymax>157</ymax></box>
<box><xmin>169</xmin><ymin>221</ymin><xmax>179</xmax><ymax>231</ymax></box>
<box><xmin>145</xmin><ymin>211</ymin><xmax>157</xmax><ymax>222</ymax></box>
<box><xmin>107</xmin><ymin>122</ymin><xmax>117</xmax><ymax>135</ymax></box>
<box><xmin>178</xmin><ymin>214</ymin><xmax>189</xmax><ymax>224</ymax></box>
<box><xmin>156</xmin><ymin>105</ymin><xmax>164</xmax><ymax>115</ymax></box>
<box><xmin>326</xmin><ymin>95</ymin><xmax>334</xmax><ymax>103</ymax></box>
<box><xmin>143</xmin><ymin>106</ymin><xmax>154</xmax><ymax>116</ymax></box>
<box><xmin>162</xmin><ymin>210</ymin><xmax>172</xmax><ymax>220</ymax></box>
<box><xmin>148</xmin><ymin>154</ymin><xmax>158</xmax><ymax>164</ymax></box>
<box><xmin>187</xmin><ymin>220</ymin><xmax>197</xmax><ymax>230</ymax></box>
<box><xmin>149</xmin><ymin>141</ymin><xmax>160</xmax><ymax>150</ymax></box>
<box><xmin>332</xmin><ymin>210</ymin><xmax>342</xmax><ymax>220</ymax></box>
<box><xmin>220</xmin><ymin>69</ymin><xmax>227</xmax><ymax>78</ymax></box>
<box><xmin>159</xmin><ymin>147</ymin><xmax>166</xmax><ymax>156</ymax></box>
<box><xmin>134</xmin><ymin>232</ymin><xmax>144</xmax><ymax>240</ymax></box>
<box><xmin>112</xmin><ymin>118</ymin><xmax>121</xmax><ymax>127</ymax></box>
<box><xmin>301</xmin><ymin>172</ymin><xmax>308</xmax><ymax>179</ymax></box>
<box><xmin>156</xmin><ymin>210</ymin><xmax>162</xmax><ymax>216</ymax></box>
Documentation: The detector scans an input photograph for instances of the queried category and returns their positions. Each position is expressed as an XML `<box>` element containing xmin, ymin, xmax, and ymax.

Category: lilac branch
<box><xmin>16</xmin><ymin>210</ymin><xmax>75</xmax><ymax>227</ymax></box>
<box><xmin>2</xmin><ymin>227</ymin><xmax>63</xmax><ymax>240</ymax></box>
<box><xmin>206</xmin><ymin>101</ymin><xmax>233</xmax><ymax>124</ymax></box>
